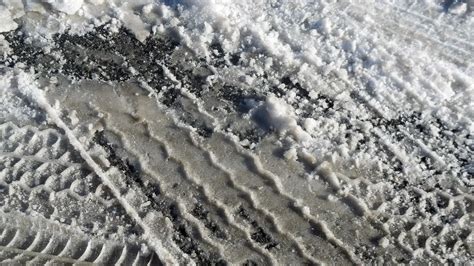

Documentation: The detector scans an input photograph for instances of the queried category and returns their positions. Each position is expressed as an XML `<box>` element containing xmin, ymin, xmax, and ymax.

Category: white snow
<box><xmin>0</xmin><ymin>69</ymin><xmax>40</xmax><ymax>123</ymax></box>
<box><xmin>43</xmin><ymin>0</ymin><xmax>84</xmax><ymax>15</ymax></box>
<box><xmin>254</xmin><ymin>95</ymin><xmax>311</xmax><ymax>143</ymax></box>
<box><xmin>0</xmin><ymin>7</ymin><xmax>18</xmax><ymax>32</ymax></box>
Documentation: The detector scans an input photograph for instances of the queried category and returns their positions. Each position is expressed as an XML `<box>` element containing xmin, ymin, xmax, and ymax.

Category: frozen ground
<box><xmin>0</xmin><ymin>0</ymin><xmax>473</xmax><ymax>264</ymax></box>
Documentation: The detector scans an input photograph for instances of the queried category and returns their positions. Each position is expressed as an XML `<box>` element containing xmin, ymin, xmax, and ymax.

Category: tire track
<box><xmin>0</xmin><ymin>211</ymin><xmax>156</xmax><ymax>265</ymax></box>
<box><xmin>138</xmin><ymin>80</ymin><xmax>362</xmax><ymax>263</ymax></box>
<box><xmin>46</xmin><ymin>82</ymin><xmax>235</xmax><ymax>263</ymax></box>
<box><xmin>85</xmin><ymin>82</ymin><xmax>322</xmax><ymax>264</ymax></box>
<box><xmin>13</xmin><ymin>73</ymin><xmax>186</xmax><ymax>264</ymax></box>
<box><xmin>167</xmin><ymin>2</ymin><xmax>472</xmax><ymax>262</ymax></box>
<box><xmin>94</xmin><ymin>107</ymin><xmax>272</xmax><ymax>263</ymax></box>
<box><xmin>0</xmin><ymin>120</ymin><xmax>147</xmax><ymax>240</ymax></box>
<box><xmin>159</xmin><ymin>40</ymin><xmax>398</xmax><ymax>264</ymax></box>
<box><xmin>375</xmin><ymin>0</ymin><xmax>473</xmax><ymax>44</ymax></box>
<box><xmin>2</xmin><ymin>3</ymin><xmax>471</xmax><ymax>262</ymax></box>
<box><xmin>340</xmin><ymin>3</ymin><xmax>474</xmax><ymax>118</ymax></box>
<box><xmin>144</xmin><ymin>98</ymin><xmax>353</xmax><ymax>262</ymax></box>
<box><xmin>205</xmin><ymin>131</ymin><xmax>362</xmax><ymax>264</ymax></box>
<box><xmin>103</xmin><ymin>117</ymin><xmax>275</xmax><ymax>264</ymax></box>
<box><xmin>7</xmin><ymin>16</ymin><xmax>394</xmax><ymax>262</ymax></box>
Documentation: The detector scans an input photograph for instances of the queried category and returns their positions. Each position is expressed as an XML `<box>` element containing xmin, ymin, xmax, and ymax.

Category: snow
<box><xmin>114</xmin><ymin>4</ymin><xmax>150</xmax><ymax>42</ymax></box>
<box><xmin>0</xmin><ymin>0</ymin><xmax>473</xmax><ymax>264</ymax></box>
<box><xmin>0</xmin><ymin>7</ymin><xmax>18</xmax><ymax>32</ymax></box>
<box><xmin>44</xmin><ymin>0</ymin><xmax>84</xmax><ymax>15</ymax></box>
<box><xmin>253</xmin><ymin>95</ymin><xmax>311</xmax><ymax>143</ymax></box>
<box><xmin>0</xmin><ymin>69</ymin><xmax>40</xmax><ymax>123</ymax></box>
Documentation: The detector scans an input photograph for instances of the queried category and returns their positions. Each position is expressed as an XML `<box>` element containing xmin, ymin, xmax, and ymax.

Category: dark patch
<box><xmin>230</xmin><ymin>54</ymin><xmax>241</xmax><ymax>65</ymax></box>
<box><xmin>191</xmin><ymin>204</ymin><xmax>227</xmax><ymax>240</ymax></box>
<box><xmin>237</xmin><ymin>206</ymin><xmax>279</xmax><ymax>250</ymax></box>
<box><xmin>93</xmin><ymin>131</ymin><xmax>141</xmax><ymax>186</ymax></box>
<box><xmin>191</xmin><ymin>120</ymin><xmax>214</xmax><ymax>138</ymax></box>
<box><xmin>443</xmin><ymin>0</ymin><xmax>465</xmax><ymax>12</ymax></box>
<box><xmin>216</xmin><ymin>85</ymin><xmax>263</xmax><ymax>113</ymax></box>
<box><xmin>232</xmin><ymin>128</ymin><xmax>265</xmax><ymax>150</ymax></box>
<box><xmin>173</xmin><ymin>224</ymin><xmax>222</xmax><ymax>265</ymax></box>
<box><xmin>161</xmin><ymin>88</ymin><xmax>180</xmax><ymax>107</ymax></box>
<box><xmin>0</xmin><ymin>183</ymin><xmax>8</xmax><ymax>205</ymax></box>
<box><xmin>2</xmin><ymin>31</ymin><xmax>55</xmax><ymax>70</ymax></box>
<box><xmin>4</xmin><ymin>25</ymin><xmax>179</xmax><ymax>105</ymax></box>
<box><xmin>237</xmin><ymin>206</ymin><xmax>252</xmax><ymax>221</ymax></box>
<box><xmin>316</xmin><ymin>94</ymin><xmax>335</xmax><ymax>113</ymax></box>
<box><xmin>281</xmin><ymin>76</ymin><xmax>309</xmax><ymax>98</ymax></box>
<box><xmin>419</xmin><ymin>156</ymin><xmax>435</xmax><ymax>171</ymax></box>
<box><xmin>251</xmin><ymin>227</ymin><xmax>278</xmax><ymax>249</ymax></box>
<box><xmin>393</xmin><ymin>180</ymin><xmax>409</xmax><ymax>190</ymax></box>
<box><xmin>210</xmin><ymin>42</ymin><xmax>225</xmax><ymax>59</ymax></box>
<box><xmin>269</xmin><ymin>85</ymin><xmax>285</xmax><ymax>97</ymax></box>
<box><xmin>425</xmin><ymin>200</ymin><xmax>438</xmax><ymax>215</ymax></box>
<box><xmin>242</xmin><ymin>260</ymin><xmax>259</xmax><ymax>266</ymax></box>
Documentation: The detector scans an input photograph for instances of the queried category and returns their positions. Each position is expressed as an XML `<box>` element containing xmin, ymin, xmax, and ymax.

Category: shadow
<box><xmin>163</xmin><ymin>0</ymin><xmax>185</xmax><ymax>8</ymax></box>
<box><xmin>442</xmin><ymin>0</ymin><xmax>469</xmax><ymax>12</ymax></box>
